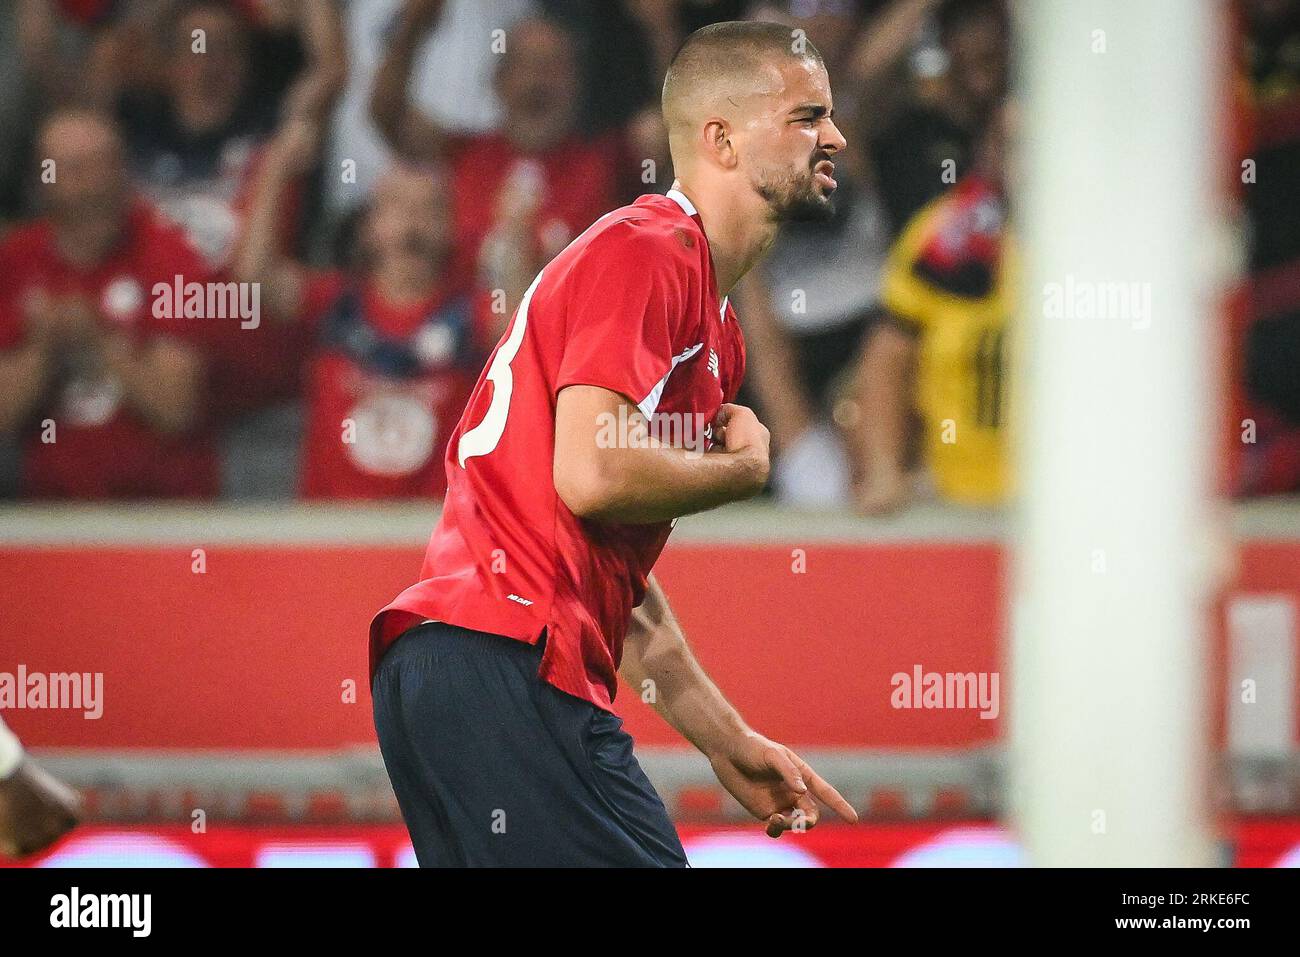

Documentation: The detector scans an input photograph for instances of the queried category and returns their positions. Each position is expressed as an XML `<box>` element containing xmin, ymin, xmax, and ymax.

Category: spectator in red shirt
<box><xmin>370</xmin><ymin>1</ymin><xmax>657</xmax><ymax>343</ymax></box>
<box><xmin>116</xmin><ymin>0</ymin><xmax>345</xmax><ymax>270</ymax></box>
<box><xmin>236</xmin><ymin>116</ymin><xmax>484</xmax><ymax>501</ymax></box>
<box><xmin>0</xmin><ymin>108</ymin><xmax>223</xmax><ymax>499</ymax></box>
<box><xmin>102</xmin><ymin>1</ymin><xmax>347</xmax><ymax>498</ymax></box>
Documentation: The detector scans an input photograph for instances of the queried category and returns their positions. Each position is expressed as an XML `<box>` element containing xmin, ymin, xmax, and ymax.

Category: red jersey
<box><xmin>0</xmin><ymin>202</ymin><xmax>222</xmax><ymax>499</ymax></box>
<box><xmin>296</xmin><ymin>272</ymin><xmax>481</xmax><ymax>500</ymax></box>
<box><xmin>371</xmin><ymin>190</ymin><xmax>747</xmax><ymax>710</ymax></box>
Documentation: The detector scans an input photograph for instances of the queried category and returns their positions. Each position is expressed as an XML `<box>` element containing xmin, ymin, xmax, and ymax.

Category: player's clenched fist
<box><xmin>712</xmin><ymin>403</ymin><xmax>770</xmax><ymax>493</ymax></box>
<box><xmin>712</xmin><ymin>402</ymin><xmax>768</xmax><ymax>453</ymax></box>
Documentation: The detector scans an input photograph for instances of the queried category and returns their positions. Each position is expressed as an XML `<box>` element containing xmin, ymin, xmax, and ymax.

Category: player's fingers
<box><xmin>766</xmin><ymin>811</ymin><xmax>789</xmax><ymax>839</ymax></box>
<box><xmin>766</xmin><ymin>798</ymin><xmax>819</xmax><ymax>837</ymax></box>
<box><xmin>793</xmin><ymin>792</ymin><xmax>820</xmax><ymax>831</ymax></box>
<box><xmin>764</xmin><ymin>747</ymin><xmax>808</xmax><ymax>800</ymax></box>
<box><xmin>803</xmin><ymin>766</ymin><xmax>858</xmax><ymax>823</ymax></box>
<box><xmin>715</xmin><ymin>403</ymin><xmax>752</xmax><ymax>429</ymax></box>
<box><xmin>786</xmin><ymin>751</ymin><xmax>857</xmax><ymax>822</ymax></box>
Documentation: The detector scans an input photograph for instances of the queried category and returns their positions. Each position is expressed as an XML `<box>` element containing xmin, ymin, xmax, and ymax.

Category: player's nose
<box><xmin>821</xmin><ymin>119</ymin><xmax>848</xmax><ymax>155</ymax></box>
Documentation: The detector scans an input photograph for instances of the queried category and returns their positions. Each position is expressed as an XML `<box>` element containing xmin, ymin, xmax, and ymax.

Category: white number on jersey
<box><xmin>457</xmin><ymin>270</ymin><xmax>545</xmax><ymax>467</ymax></box>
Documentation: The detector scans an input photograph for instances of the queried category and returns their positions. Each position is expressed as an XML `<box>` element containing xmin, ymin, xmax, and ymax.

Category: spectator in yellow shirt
<box><xmin>853</xmin><ymin>104</ymin><xmax>1013</xmax><ymax>513</ymax></box>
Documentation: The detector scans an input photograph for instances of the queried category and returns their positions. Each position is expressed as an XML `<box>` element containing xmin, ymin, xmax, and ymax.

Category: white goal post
<box><xmin>1010</xmin><ymin>0</ymin><xmax>1229</xmax><ymax>866</ymax></box>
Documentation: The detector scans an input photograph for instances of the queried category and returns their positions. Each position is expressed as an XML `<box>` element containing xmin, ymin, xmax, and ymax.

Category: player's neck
<box><xmin>670</xmin><ymin>180</ymin><xmax>778</xmax><ymax>297</ymax></box>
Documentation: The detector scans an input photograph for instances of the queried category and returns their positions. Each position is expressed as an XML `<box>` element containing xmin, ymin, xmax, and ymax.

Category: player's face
<box><xmin>744</xmin><ymin>58</ymin><xmax>846</xmax><ymax>224</ymax></box>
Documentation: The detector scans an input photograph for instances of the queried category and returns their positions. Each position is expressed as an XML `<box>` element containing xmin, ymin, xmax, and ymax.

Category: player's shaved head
<box><xmin>661</xmin><ymin>20</ymin><xmax>844</xmax><ymax>227</ymax></box>
<box><xmin>662</xmin><ymin>21</ymin><xmax>823</xmax><ymax>166</ymax></box>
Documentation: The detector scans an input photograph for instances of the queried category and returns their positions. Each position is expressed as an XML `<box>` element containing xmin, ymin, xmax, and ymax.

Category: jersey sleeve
<box><xmin>554</xmin><ymin>221</ymin><xmax>690</xmax><ymax>415</ymax></box>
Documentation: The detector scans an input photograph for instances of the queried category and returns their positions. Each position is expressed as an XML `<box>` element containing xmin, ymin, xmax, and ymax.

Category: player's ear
<box><xmin>702</xmin><ymin>118</ymin><xmax>737</xmax><ymax>170</ymax></box>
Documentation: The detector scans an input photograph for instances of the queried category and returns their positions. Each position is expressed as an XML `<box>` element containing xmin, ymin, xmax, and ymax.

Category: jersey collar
<box><xmin>664</xmin><ymin>187</ymin><xmax>729</xmax><ymax>323</ymax></box>
<box><xmin>665</xmin><ymin>187</ymin><xmax>698</xmax><ymax>218</ymax></box>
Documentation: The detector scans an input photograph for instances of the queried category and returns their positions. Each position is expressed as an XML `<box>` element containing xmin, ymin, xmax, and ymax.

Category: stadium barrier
<box><xmin>2</xmin><ymin>501</ymin><xmax>1298</xmax><ymax>822</ymax></box>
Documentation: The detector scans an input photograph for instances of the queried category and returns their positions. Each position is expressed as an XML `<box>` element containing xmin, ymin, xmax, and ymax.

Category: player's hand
<box><xmin>708</xmin><ymin>731</ymin><xmax>858</xmax><ymax>838</ymax></box>
<box><xmin>717</xmin><ymin>403</ymin><xmax>764</xmax><ymax>468</ymax></box>
<box><xmin>712</xmin><ymin>403</ymin><xmax>767</xmax><ymax>454</ymax></box>
<box><xmin>0</xmin><ymin>759</ymin><xmax>80</xmax><ymax>858</ymax></box>
<box><xmin>712</xmin><ymin>403</ymin><xmax>770</xmax><ymax>493</ymax></box>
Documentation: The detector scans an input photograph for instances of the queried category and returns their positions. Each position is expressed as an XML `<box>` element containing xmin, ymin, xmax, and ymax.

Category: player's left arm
<box><xmin>620</xmin><ymin>573</ymin><xmax>859</xmax><ymax>837</ymax></box>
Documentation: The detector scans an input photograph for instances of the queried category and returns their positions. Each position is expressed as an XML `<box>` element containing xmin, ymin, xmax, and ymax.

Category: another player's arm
<box><xmin>281</xmin><ymin>0</ymin><xmax>349</xmax><ymax>124</ymax></box>
<box><xmin>0</xmin><ymin>717</ymin><xmax>79</xmax><ymax>858</ymax></box>
<box><xmin>855</xmin><ymin>202</ymin><xmax>942</xmax><ymax>514</ymax></box>
<box><xmin>0</xmin><ymin>340</ymin><xmax>54</xmax><ymax>433</ymax></box>
<box><xmin>620</xmin><ymin>574</ymin><xmax>859</xmax><ymax>837</ymax></box>
<box><xmin>845</xmin><ymin>0</ymin><xmax>943</xmax><ymax>96</ymax></box>
<box><xmin>553</xmin><ymin>385</ymin><xmax>769</xmax><ymax>525</ymax></box>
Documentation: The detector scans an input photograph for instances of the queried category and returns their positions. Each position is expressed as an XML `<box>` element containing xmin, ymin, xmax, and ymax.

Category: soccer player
<box><xmin>0</xmin><ymin>716</ymin><xmax>79</xmax><ymax>859</ymax></box>
<box><xmin>370</xmin><ymin>20</ymin><xmax>858</xmax><ymax>866</ymax></box>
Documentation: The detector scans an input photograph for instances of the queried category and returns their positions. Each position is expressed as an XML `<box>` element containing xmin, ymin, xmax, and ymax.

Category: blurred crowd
<box><xmin>0</xmin><ymin>0</ymin><xmax>1295</xmax><ymax>511</ymax></box>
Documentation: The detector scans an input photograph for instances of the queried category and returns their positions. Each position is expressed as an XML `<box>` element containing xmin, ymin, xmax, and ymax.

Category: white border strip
<box><xmin>0</xmin><ymin>500</ymin><xmax>1296</xmax><ymax>546</ymax></box>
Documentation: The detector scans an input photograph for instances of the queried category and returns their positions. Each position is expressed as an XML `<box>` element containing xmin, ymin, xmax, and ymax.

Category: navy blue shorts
<box><xmin>371</xmin><ymin>621</ymin><xmax>688</xmax><ymax>867</ymax></box>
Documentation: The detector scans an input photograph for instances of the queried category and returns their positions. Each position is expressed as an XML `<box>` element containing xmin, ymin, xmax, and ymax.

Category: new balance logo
<box><xmin>708</xmin><ymin>349</ymin><xmax>719</xmax><ymax>378</ymax></box>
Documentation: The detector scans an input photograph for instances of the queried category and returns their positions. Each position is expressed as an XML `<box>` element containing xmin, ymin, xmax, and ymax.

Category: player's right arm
<box><xmin>545</xmin><ymin>219</ymin><xmax>771</xmax><ymax>523</ymax></box>
<box><xmin>621</xmin><ymin>574</ymin><xmax>859</xmax><ymax>837</ymax></box>
<box><xmin>554</xmin><ymin>386</ymin><xmax>769</xmax><ymax>524</ymax></box>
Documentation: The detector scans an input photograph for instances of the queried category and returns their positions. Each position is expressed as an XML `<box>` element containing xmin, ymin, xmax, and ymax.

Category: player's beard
<box><xmin>754</xmin><ymin>156</ymin><xmax>835</xmax><ymax>224</ymax></box>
